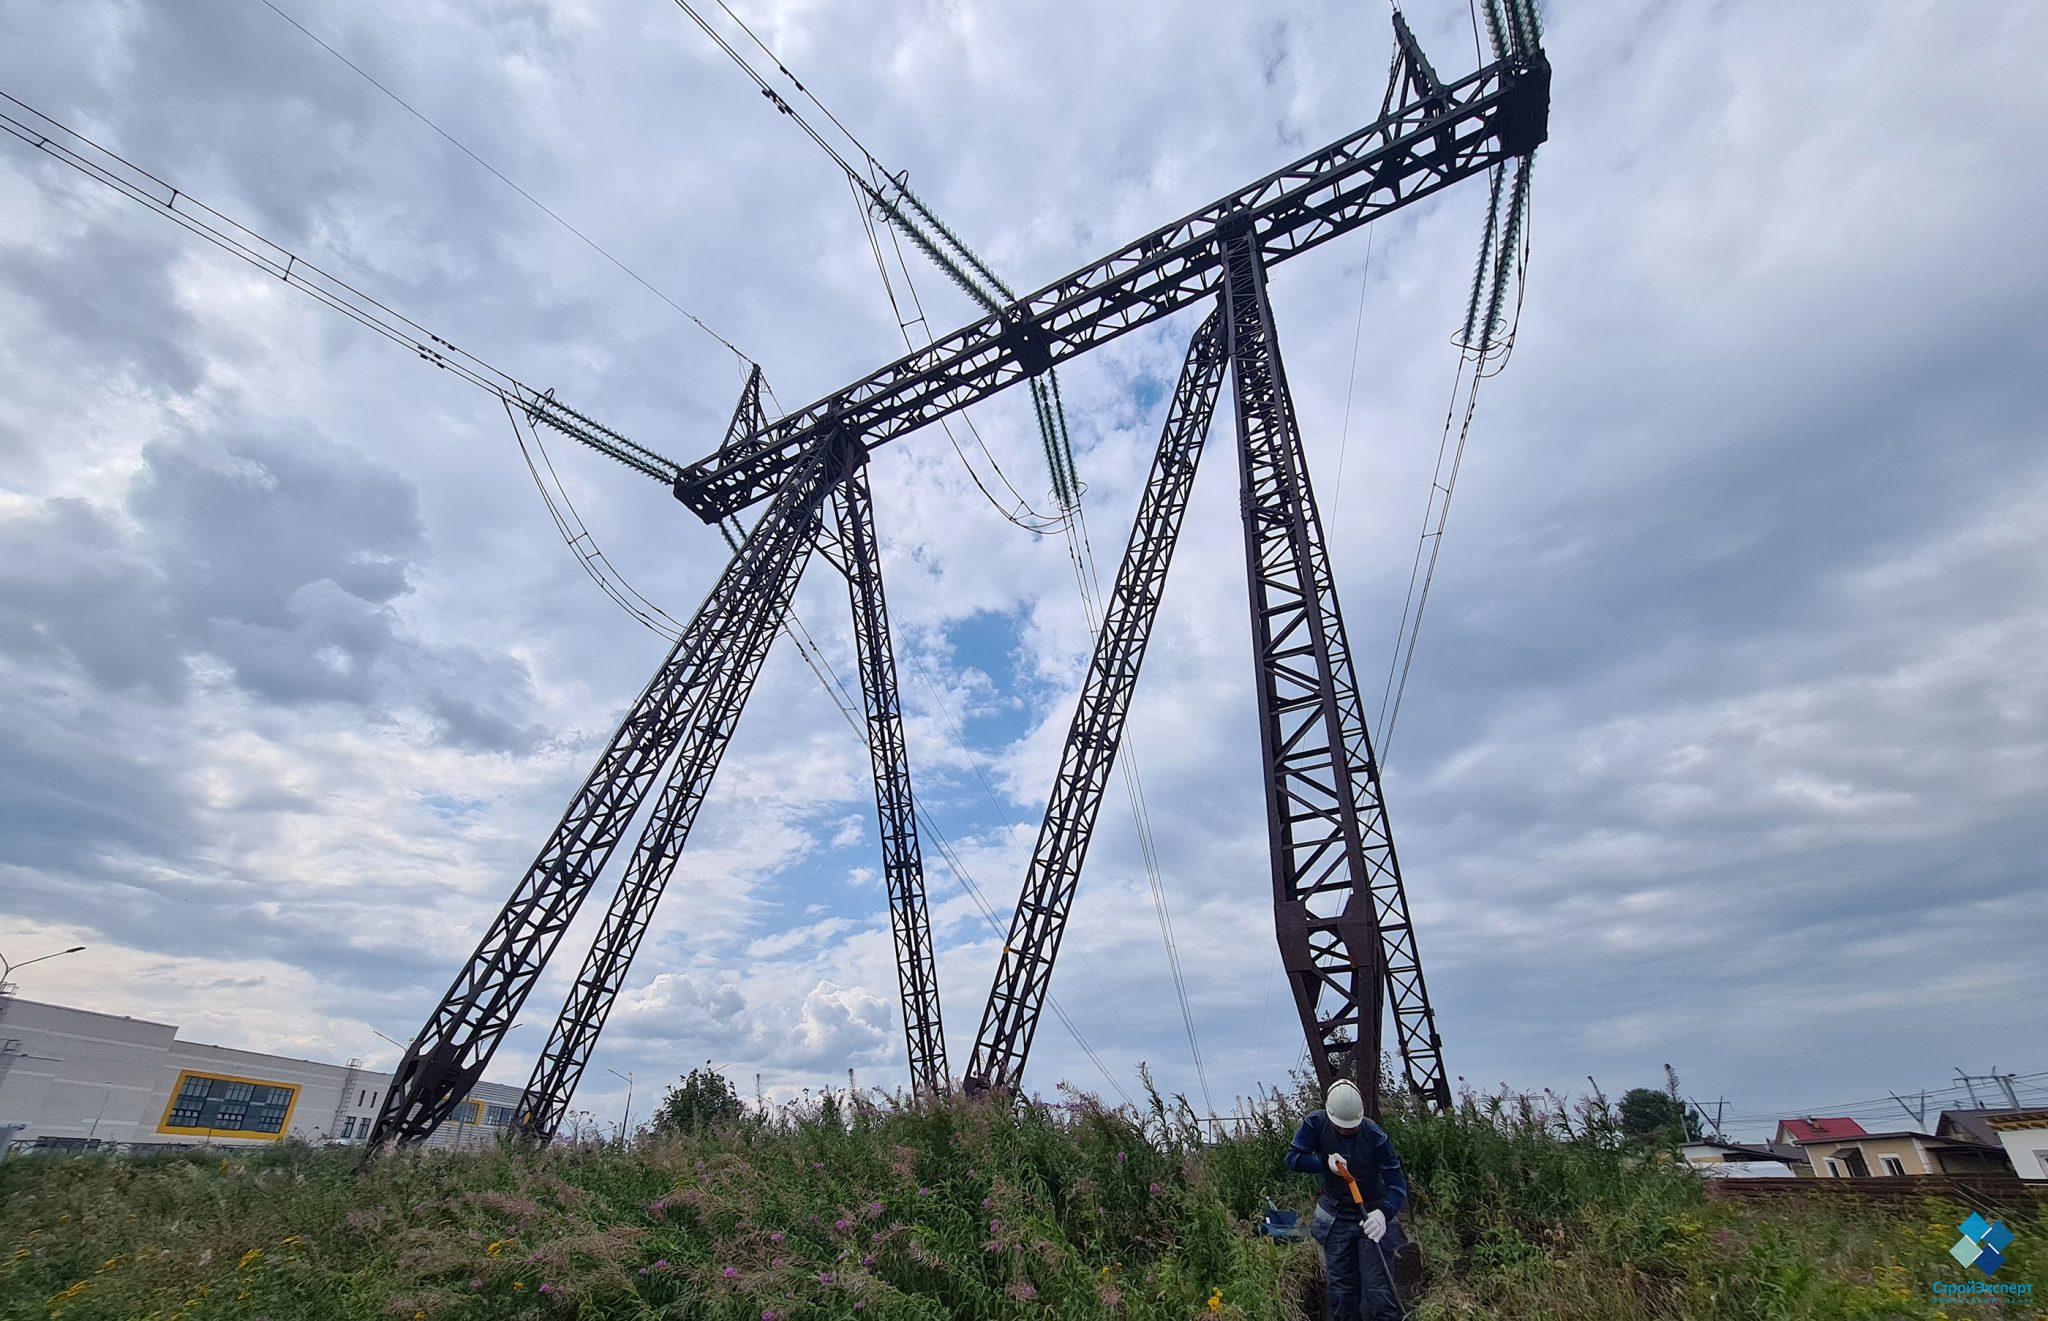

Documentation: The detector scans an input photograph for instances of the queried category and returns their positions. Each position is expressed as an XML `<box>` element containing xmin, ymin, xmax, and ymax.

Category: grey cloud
<box><xmin>0</xmin><ymin>422</ymin><xmax>539</xmax><ymax>750</ymax></box>
<box><xmin>0</xmin><ymin>218</ymin><xmax>204</xmax><ymax>393</ymax></box>
<box><xmin>2</xmin><ymin>0</ymin><xmax>2044</xmax><ymax>1130</ymax></box>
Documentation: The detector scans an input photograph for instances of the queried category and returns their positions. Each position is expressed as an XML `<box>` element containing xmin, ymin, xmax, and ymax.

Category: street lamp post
<box><xmin>605</xmin><ymin>1068</ymin><xmax>634</xmax><ymax>1141</ymax></box>
<box><xmin>0</xmin><ymin>945</ymin><xmax>86</xmax><ymax>990</ymax></box>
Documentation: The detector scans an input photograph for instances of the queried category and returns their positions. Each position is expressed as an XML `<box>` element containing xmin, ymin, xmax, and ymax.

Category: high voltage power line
<box><xmin>251</xmin><ymin>0</ymin><xmax>758</xmax><ymax>372</ymax></box>
<box><xmin>662</xmin><ymin>0</ymin><xmax>1216</xmax><ymax>1112</ymax></box>
<box><xmin>0</xmin><ymin>77</ymin><xmax>1145</xmax><ymax>1107</ymax></box>
<box><xmin>6</xmin><ymin>0</ymin><xmax>1552</xmax><ymax>1142</ymax></box>
<box><xmin>246</xmin><ymin>0</ymin><xmax>1179</xmax><ymax>1106</ymax></box>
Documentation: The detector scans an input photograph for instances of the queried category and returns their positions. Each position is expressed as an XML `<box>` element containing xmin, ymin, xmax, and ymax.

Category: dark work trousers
<box><xmin>1310</xmin><ymin>1202</ymin><xmax>1403</xmax><ymax>1320</ymax></box>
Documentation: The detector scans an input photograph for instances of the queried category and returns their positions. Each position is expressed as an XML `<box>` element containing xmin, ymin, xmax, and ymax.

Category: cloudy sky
<box><xmin>1</xmin><ymin>0</ymin><xmax>2042</xmax><ymax>1142</ymax></box>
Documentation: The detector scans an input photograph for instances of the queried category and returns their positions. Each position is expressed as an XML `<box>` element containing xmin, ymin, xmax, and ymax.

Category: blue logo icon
<box><xmin>1951</xmin><ymin>1213</ymin><xmax>2014</xmax><ymax>1276</ymax></box>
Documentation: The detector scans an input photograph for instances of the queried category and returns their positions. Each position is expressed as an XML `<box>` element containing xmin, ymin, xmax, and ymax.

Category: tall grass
<box><xmin>1</xmin><ymin>1075</ymin><xmax>2037</xmax><ymax>1318</ymax></box>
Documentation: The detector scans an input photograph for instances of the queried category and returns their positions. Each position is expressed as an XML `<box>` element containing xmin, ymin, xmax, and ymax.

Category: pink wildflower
<box><xmin>723</xmin><ymin>1266</ymin><xmax>738</xmax><ymax>1279</ymax></box>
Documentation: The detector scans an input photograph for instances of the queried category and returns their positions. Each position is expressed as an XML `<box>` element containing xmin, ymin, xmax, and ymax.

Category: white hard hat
<box><xmin>1326</xmin><ymin>1079</ymin><xmax>1365</xmax><ymax>1129</ymax></box>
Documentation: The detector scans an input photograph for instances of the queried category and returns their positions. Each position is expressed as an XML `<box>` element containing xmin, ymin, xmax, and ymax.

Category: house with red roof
<box><xmin>1774</xmin><ymin>1116</ymin><xmax>1867</xmax><ymax>1146</ymax></box>
<box><xmin>1773</xmin><ymin>1113</ymin><xmax>2012</xmax><ymax>1178</ymax></box>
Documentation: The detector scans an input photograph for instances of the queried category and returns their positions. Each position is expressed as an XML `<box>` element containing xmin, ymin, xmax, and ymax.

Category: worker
<box><xmin>1286</xmin><ymin>1079</ymin><xmax>1409</xmax><ymax>1320</ymax></box>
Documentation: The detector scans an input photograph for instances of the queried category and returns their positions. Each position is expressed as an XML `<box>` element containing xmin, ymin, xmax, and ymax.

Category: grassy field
<box><xmin>1</xmin><ymin>1077</ymin><xmax>2038</xmax><ymax>1319</ymax></box>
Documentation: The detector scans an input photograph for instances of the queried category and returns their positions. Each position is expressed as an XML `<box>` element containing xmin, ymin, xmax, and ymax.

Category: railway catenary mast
<box><xmin>358</xmin><ymin>11</ymin><xmax>1546</xmax><ymax>1145</ymax></box>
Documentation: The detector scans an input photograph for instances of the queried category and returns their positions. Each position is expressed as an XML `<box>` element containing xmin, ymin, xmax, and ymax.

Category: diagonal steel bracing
<box><xmin>822</xmin><ymin>457</ymin><xmax>949</xmax><ymax>1096</ymax></box>
<box><xmin>512</xmin><ymin>459</ymin><xmax>830</xmax><ymax>1140</ymax></box>
<box><xmin>672</xmin><ymin>48</ymin><xmax>1547</xmax><ymax>520</ymax></box>
<box><xmin>368</xmin><ymin>440</ymin><xmax>839</xmax><ymax>1146</ymax></box>
<box><xmin>365</xmin><ymin>15</ymin><xmax>1542</xmax><ymax>1142</ymax></box>
<box><xmin>963</xmin><ymin>308</ymin><xmax>1227</xmax><ymax>1096</ymax></box>
<box><xmin>1219</xmin><ymin>224</ymin><xmax>1447</xmax><ymax>1117</ymax></box>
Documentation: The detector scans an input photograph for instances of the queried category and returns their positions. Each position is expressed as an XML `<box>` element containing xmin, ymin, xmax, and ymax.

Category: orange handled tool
<box><xmin>1336</xmin><ymin>1159</ymin><xmax>1365</xmax><ymax>1208</ymax></box>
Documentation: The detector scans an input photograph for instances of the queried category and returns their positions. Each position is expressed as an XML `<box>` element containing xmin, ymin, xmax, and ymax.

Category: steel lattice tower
<box><xmin>363</xmin><ymin>13</ymin><xmax>1547</xmax><ymax>1145</ymax></box>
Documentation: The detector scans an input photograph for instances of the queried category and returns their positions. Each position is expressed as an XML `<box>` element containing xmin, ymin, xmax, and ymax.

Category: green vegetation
<box><xmin>1</xmin><ymin>1074</ymin><xmax>2038</xmax><ymax>1318</ymax></box>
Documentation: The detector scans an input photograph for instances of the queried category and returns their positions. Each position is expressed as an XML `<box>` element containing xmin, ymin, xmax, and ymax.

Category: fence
<box><xmin>1706</xmin><ymin>1175</ymin><xmax>2048</xmax><ymax>1217</ymax></box>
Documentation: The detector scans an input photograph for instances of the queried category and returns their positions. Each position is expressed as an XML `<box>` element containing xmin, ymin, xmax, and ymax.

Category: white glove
<box><xmin>1363</xmin><ymin>1209</ymin><xmax>1387</xmax><ymax>1243</ymax></box>
<box><xmin>1326</xmin><ymin>1153</ymin><xmax>1349</xmax><ymax>1176</ymax></box>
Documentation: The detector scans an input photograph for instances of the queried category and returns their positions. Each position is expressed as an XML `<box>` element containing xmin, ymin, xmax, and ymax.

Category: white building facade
<box><xmin>1990</xmin><ymin>1111</ymin><xmax>2048</xmax><ymax>1180</ymax></box>
<box><xmin>0</xmin><ymin>997</ymin><xmax>519</xmax><ymax>1153</ymax></box>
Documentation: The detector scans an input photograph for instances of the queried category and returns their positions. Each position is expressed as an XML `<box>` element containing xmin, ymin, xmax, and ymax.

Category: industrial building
<box><xmin>0</xmin><ymin>997</ymin><xmax>519</xmax><ymax>1153</ymax></box>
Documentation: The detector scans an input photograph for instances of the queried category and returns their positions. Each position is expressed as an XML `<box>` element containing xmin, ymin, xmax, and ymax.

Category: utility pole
<box><xmin>1888</xmin><ymin>1089</ymin><xmax>1928</xmax><ymax>1127</ymax></box>
<box><xmin>605</xmin><ymin>1068</ymin><xmax>634</xmax><ymax>1139</ymax></box>
<box><xmin>1954</xmin><ymin>1068</ymin><xmax>2020</xmax><ymax>1110</ymax></box>
<box><xmin>1686</xmin><ymin>1095</ymin><xmax>1727</xmax><ymax>1140</ymax></box>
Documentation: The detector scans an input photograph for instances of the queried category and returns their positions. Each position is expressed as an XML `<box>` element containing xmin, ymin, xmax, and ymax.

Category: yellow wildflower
<box><xmin>486</xmin><ymin>1239</ymin><xmax>507</xmax><ymax>1257</ymax></box>
<box><xmin>513</xmin><ymin>1282</ymin><xmax>525</xmax><ymax>1292</ymax></box>
<box><xmin>237</xmin><ymin>1247</ymin><xmax>262</xmax><ymax>1271</ymax></box>
<box><xmin>1208</xmin><ymin>1286</ymin><xmax>1225</xmax><ymax>1313</ymax></box>
<box><xmin>279</xmin><ymin>1234</ymin><xmax>301</xmax><ymax>1247</ymax></box>
<box><xmin>51</xmin><ymin>1280</ymin><xmax>92</xmax><ymax>1303</ymax></box>
<box><xmin>99</xmin><ymin>1255</ymin><xmax>123</xmax><ymax>1273</ymax></box>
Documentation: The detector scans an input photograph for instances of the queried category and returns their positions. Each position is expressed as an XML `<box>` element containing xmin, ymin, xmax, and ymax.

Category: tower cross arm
<box><xmin>671</xmin><ymin>43</ymin><xmax>1549</xmax><ymax>522</ymax></box>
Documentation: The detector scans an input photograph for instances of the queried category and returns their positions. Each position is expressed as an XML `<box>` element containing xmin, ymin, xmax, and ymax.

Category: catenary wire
<box><xmin>4</xmin><ymin>82</ymin><xmax>1132</xmax><ymax>1106</ymax></box>
<box><xmin>712</xmin><ymin>520</ymin><xmax>1141</xmax><ymax>1107</ymax></box>
<box><xmin>1331</xmin><ymin>227</ymin><xmax>1376</xmax><ymax>509</ymax></box>
<box><xmin>699</xmin><ymin>0</ymin><xmax>1217</xmax><ymax>1108</ymax></box>
<box><xmin>252</xmin><ymin>0</ymin><xmax>755</xmax><ymax>369</ymax></box>
<box><xmin>1375</xmin><ymin>153</ymin><xmax>1534</xmax><ymax>764</ymax></box>
<box><xmin>0</xmin><ymin>92</ymin><xmax>681</xmax><ymax>484</ymax></box>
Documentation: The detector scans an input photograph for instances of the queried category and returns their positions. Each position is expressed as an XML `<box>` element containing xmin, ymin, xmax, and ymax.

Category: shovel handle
<box><xmin>1337</xmin><ymin>1162</ymin><xmax>1365</xmax><ymax>1207</ymax></box>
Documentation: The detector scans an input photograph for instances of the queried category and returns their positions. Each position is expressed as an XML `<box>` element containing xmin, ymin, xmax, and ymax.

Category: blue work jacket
<box><xmin>1286</xmin><ymin>1110</ymin><xmax>1409</xmax><ymax>1219</ymax></box>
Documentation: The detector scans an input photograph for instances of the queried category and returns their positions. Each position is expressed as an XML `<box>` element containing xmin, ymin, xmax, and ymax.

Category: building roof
<box><xmin>1682</xmin><ymin>1138</ymin><xmax>1798</xmax><ymax>1163</ymax></box>
<box><xmin>1987</xmin><ymin>1109</ymin><xmax>2048</xmax><ymax>1132</ymax></box>
<box><xmin>1722</xmin><ymin>1142</ymin><xmax>1799</xmax><ymax>1163</ymax></box>
<box><xmin>1803</xmin><ymin>1130</ymin><xmax>1990</xmax><ymax>1149</ymax></box>
<box><xmin>1777</xmin><ymin>1116</ymin><xmax>1868</xmax><ymax>1143</ymax></box>
<box><xmin>1937</xmin><ymin>1108</ymin><xmax>2041</xmax><ymax>1145</ymax></box>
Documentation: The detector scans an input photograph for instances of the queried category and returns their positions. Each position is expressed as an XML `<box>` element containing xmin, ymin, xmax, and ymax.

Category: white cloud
<box><xmin>1</xmin><ymin>0</ymin><xmax>2043</xmax><ymax>1141</ymax></box>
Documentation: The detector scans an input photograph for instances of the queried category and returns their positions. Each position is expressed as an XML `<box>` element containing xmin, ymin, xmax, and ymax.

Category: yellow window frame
<box><xmin>157</xmin><ymin>1068</ymin><xmax>301</xmax><ymax>1141</ymax></box>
